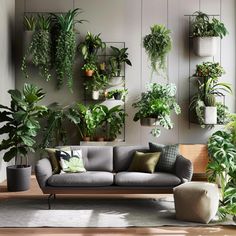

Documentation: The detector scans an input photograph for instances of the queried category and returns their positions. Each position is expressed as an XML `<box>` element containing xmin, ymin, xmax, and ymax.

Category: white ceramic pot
<box><xmin>204</xmin><ymin>106</ymin><xmax>217</xmax><ymax>125</ymax></box>
<box><xmin>193</xmin><ymin>37</ymin><xmax>218</xmax><ymax>57</ymax></box>
<box><xmin>92</xmin><ymin>90</ymin><xmax>100</xmax><ymax>100</ymax></box>
<box><xmin>108</xmin><ymin>76</ymin><xmax>124</xmax><ymax>86</ymax></box>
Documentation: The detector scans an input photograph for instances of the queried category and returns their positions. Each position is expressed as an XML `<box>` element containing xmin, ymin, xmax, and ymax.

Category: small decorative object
<box><xmin>0</xmin><ymin>84</ymin><xmax>47</xmax><ymax>191</ymax></box>
<box><xmin>132</xmin><ymin>83</ymin><xmax>181</xmax><ymax>137</ymax></box>
<box><xmin>143</xmin><ymin>24</ymin><xmax>172</xmax><ymax>78</ymax></box>
<box><xmin>190</xmin><ymin>62</ymin><xmax>232</xmax><ymax>127</ymax></box>
<box><xmin>51</xmin><ymin>8</ymin><xmax>84</xmax><ymax>92</ymax></box>
<box><xmin>191</xmin><ymin>11</ymin><xmax>228</xmax><ymax>57</ymax></box>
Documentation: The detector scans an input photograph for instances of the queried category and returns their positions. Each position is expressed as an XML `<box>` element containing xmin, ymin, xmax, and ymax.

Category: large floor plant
<box><xmin>0</xmin><ymin>83</ymin><xmax>47</xmax><ymax>191</ymax></box>
<box><xmin>207</xmin><ymin>130</ymin><xmax>236</xmax><ymax>220</ymax></box>
<box><xmin>51</xmin><ymin>8</ymin><xmax>84</xmax><ymax>92</ymax></box>
<box><xmin>132</xmin><ymin>83</ymin><xmax>180</xmax><ymax>137</ymax></box>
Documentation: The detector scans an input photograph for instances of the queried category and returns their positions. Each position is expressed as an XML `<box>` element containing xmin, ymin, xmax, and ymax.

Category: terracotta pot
<box><xmin>96</xmin><ymin>137</ymin><xmax>105</xmax><ymax>142</ymax></box>
<box><xmin>85</xmin><ymin>70</ymin><xmax>94</xmax><ymax>77</ymax></box>
<box><xmin>83</xmin><ymin>137</ymin><xmax>90</xmax><ymax>142</ymax></box>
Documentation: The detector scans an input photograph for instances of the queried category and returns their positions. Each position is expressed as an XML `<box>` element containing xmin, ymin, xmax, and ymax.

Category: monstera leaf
<box><xmin>64</xmin><ymin>157</ymin><xmax>85</xmax><ymax>173</ymax></box>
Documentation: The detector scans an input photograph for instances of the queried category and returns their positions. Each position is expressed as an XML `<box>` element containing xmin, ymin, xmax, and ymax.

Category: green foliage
<box><xmin>23</xmin><ymin>15</ymin><xmax>36</xmax><ymax>31</ymax></box>
<box><xmin>108</xmin><ymin>46</ymin><xmax>132</xmax><ymax>76</ymax></box>
<box><xmin>81</xmin><ymin>62</ymin><xmax>97</xmax><ymax>71</ymax></box>
<box><xmin>207</xmin><ymin>130</ymin><xmax>236</xmax><ymax>219</ymax></box>
<box><xmin>143</xmin><ymin>24</ymin><xmax>172</xmax><ymax>78</ymax></box>
<box><xmin>194</xmin><ymin>62</ymin><xmax>225</xmax><ymax>78</ymax></box>
<box><xmin>225</xmin><ymin>113</ymin><xmax>236</xmax><ymax>145</ymax></box>
<box><xmin>41</xmin><ymin>103</ymin><xmax>80</xmax><ymax>148</ymax></box>
<box><xmin>132</xmin><ymin>83</ymin><xmax>180</xmax><ymax>137</ymax></box>
<box><xmin>0</xmin><ymin>84</ymin><xmax>47</xmax><ymax>165</ymax></box>
<box><xmin>85</xmin><ymin>71</ymin><xmax>109</xmax><ymax>91</ymax></box>
<box><xmin>51</xmin><ymin>9</ymin><xmax>84</xmax><ymax>92</ymax></box>
<box><xmin>79</xmin><ymin>32</ymin><xmax>106</xmax><ymax>63</ymax></box>
<box><xmin>217</xmin><ymin>103</ymin><xmax>229</xmax><ymax>125</ymax></box>
<box><xmin>107</xmin><ymin>89</ymin><xmax>128</xmax><ymax>100</ymax></box>
<box><xmin>192</xmin><ymin>11</ymin><xmax>228</xmax><ymax>38</ymax></box>
<box><xmin>21</xmin><ymin>15</ymin><xmax>52</xmax><ymax>81</ymax></box>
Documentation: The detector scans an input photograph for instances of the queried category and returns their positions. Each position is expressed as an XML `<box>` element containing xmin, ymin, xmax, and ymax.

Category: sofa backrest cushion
<box><xmin>58</xmin><ymin>146</ymin><xmax>113</xmax><ymax>172</ymax></box>
<box><xmin>113</xmin><ymin>146</ymin><xmax>149</xmax><ymax>172</ymax></box>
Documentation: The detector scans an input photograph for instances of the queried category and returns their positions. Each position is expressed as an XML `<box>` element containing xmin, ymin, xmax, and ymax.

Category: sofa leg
<box><xmin>48</xmin><ymin>194</ymin><xmax>55</xmax><ymax>209</ymax></box>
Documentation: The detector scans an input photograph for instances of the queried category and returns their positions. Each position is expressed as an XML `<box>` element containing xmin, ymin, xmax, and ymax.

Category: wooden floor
<box><xmin>0</xmin><ymin>176</ymin><xmax>235</xmax><ymax>236</ymax></box>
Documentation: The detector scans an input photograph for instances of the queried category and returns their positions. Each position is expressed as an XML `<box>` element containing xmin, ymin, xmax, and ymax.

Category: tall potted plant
<box><xmin>191</xmin><ymin>11</ymin><xmax>228</xmax><ymax>57</ymax></box>
<box><xmin>143</xmin><ymin>24</ymin><xmax>172</xmax><ymax>78</ymax></box>
<box><xmin>132</xmin><ymin>83</ymin><xmax>181</xmax><ymax>137</ymax></box>
<box><xmin>21</xmin><ymin>15</ymin><xmax>52</xmax><ymax>81</ymax></box>
<box><xmin>0</xmin><ymin>84</ymin><xmax>47</xmax><ymax>191</ymax></box>
<box><xmin>190</xmin><ymin>62</ymin><xmax>232</xmax><ymax>127</ymax></box>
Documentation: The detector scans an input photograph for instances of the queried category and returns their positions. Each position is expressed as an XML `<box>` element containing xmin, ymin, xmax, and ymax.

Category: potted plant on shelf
<box><xmin>78</xmin><ymin>32</ymin><xmax>106</xmax><ymax>63</ymax></box>
<box><xmin>74</xmin><ymin>104</ymin><xmax>106</xmax><ymax>141</ymax></box>
<box><xmin>190</xmin><ymin>62</ymin><xmax>232</xmax><ymax>127</ymax></box>
<box><xmin>85</xmin><ymin>71</ymin><xmax>109</xmax><ymax>100</ymax></box>
<box><xmin>207</xmin><ymin>130</ymin><xmax>236</xmax><ymax>220</ymax></box>
<box><xmin>51</xmin><ymin>8</ymin><xmax>84</xmax><ymax>92</ymax></box>
<box><xmin>132</xmin><ymin>83</ymin><xmax>181</xmax><ymax>137</ymax></box>
<box><xmin>82</xmin><ymin>62</ymin><xmax>97</xmax><ymax>77</ymax></box>
<box><xmin>108</xmin><ymin>46</ymin><xmax>132</xmax><ymax>85</ymax></box>
<box><xmin>191</xmin><ymin>11</ymin><xmax>228</xmax><ymax>57</ymax></box>
<box><xmin>22</xmin><ymin>14</ymin><xmax>52</xmax><ymax>81</ymax></box>
<box><xmin>143</xmin><ymin>24</ymin><xmax>172</xmax><ymax>79</ymax></box>
<box><xmin>107</xmin><ymin>88</ymin><xmax>128</xmax><ymax>101</ymax></box>
<box><xmin>0</xmin><ymin>83</ymin><xmax>47</xmax><ymax>191</ymax></box>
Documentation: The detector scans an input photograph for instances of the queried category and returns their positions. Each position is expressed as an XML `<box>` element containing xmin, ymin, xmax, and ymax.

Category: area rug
<box><xmin>0</xmin><ymin>197</ymin><xmax>234</xmax><ymax>227</ymax></box>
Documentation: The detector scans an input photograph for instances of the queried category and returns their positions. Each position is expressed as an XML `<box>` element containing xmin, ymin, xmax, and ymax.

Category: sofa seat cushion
<box><xmin>115</xmin><ymin>172</ymin><xmax>181</xmax><ymax>187</ymax></box>
<box><xmin>47</xmin><ymin>171</ymin><xmax>114</xmax><ymax>187</ymax></box>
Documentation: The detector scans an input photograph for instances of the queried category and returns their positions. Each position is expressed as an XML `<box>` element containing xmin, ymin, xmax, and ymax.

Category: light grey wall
<box><xmin>15</xmin><ymin>0</ymin><xmax>236</xmax><ymax>148</ymax></box>
<box><xmin>0</xmin><ymin>0</ymin><xmax>15</xmax><ymax>182</ymax></box>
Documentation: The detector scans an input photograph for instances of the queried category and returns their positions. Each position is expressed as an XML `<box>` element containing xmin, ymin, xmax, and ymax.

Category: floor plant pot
<box><xmin>92</xmin><ymin>91</ymin><xmax>100</xmax><ymax>100</ymax></box>
<box><xmin>140</xmin><ymin>118</ymin><xmax>157</xmax><ymax>126</ymax></box>
<box><xmin>193</xmin><ymin>37</ymin><xmax>218</xmax><ymax>57</ymax></box>
<box><xmin>7</xmin><ymin>165</ymin><xmax>32</xmax><ymax>192</ymax></box>
<box><xmin>204</xmin><ymin>106</ymin><xmax>217</xmax><ymax>125</ymax></box>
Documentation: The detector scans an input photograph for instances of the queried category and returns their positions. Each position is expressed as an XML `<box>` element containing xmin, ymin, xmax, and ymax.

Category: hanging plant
<box><xmin>51</xmin><ymin>8</ymin><xmax>84</xmax><ymax>92</ymax></box>
<box><xmin>143</xmin><ymin>24</ymin><xmax>172</xmax><ymax>78</ymax></box>
<box><xmin>21</xmin><ymin>15</ymin><xmax>52</xmax><ymax>81</ymax></box>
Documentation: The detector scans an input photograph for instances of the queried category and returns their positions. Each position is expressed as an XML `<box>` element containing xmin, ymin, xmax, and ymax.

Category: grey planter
<box><xmin>193</xmin><ymin>37</ymin><xmax>218</xmax><ymax>57</ymax></box>
<box><xmin>140</xmin><ymin>118</ymin><xmax>157</xmax><ymax>127</ymax></box>
<box><xmin>7</xmin><ymin>165</ymin><xmax>32</xmax><ymax>192</ymax></box>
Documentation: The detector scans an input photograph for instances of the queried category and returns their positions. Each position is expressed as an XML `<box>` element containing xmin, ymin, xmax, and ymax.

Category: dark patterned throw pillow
<box><xmin>149</xmin><ymin>142</ymin><xmax>179</xmax><ymax>172</ymax></box>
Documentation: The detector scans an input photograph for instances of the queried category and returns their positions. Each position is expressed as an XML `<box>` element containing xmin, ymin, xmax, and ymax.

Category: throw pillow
<box><xmin>56</xmin><ymin>149</ymin><xmax>86</xmax><ymax>173</ymax></box>
<box><xmin>149</xmin><ymin>142</ymin><xmax>179</xmax><ymax>172</ymax></box>
<box><xmin>45</xmin><ymin>147</ymin><xmax>70</xmax><ymax>174</ymax></box>
<box><xmin>128</xmin><ymin>151</ymin><xmax>161</xmax><ymax>173</ymax></box>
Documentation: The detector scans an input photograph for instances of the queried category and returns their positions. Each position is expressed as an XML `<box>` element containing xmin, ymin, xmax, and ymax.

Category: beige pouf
<box><xmin>173</xmin><ymin>182</ymin><xmax>219</xmax><ymax>224</ymax></box>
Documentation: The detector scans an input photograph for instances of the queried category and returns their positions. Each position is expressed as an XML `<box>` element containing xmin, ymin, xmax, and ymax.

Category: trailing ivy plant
<box><xmin>143</xmin><ymin>24</ymin><xmax>172</xmax><ymax>78</ymax></box>
<box><xmin>21</xmin><ymin>15</ymin><xmax>52</xmax><ymax>81</ymax></box>
<box><xmin>132</xmin><ymin>83</ymin><xmax>181</xmax><ymax>137</ymax></box>
<box><xmin>51</xmin><ymin>8</ymin><xmax>84</xmax><ymax>92</ymax></box>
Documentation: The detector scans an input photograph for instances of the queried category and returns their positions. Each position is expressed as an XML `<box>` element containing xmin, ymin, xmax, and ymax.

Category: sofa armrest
<box><xmin>175</xmin><ymin>155</ymin><xmax>193</xmax><ymax>183</ymax></box>
<box><xmin>35</xmin><ymin>158</ymin><xmax>53</xmax><ymax>188</ymax></box>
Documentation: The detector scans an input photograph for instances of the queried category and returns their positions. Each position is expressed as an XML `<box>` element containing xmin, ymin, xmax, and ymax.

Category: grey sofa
<box><xmin>35</xmin><ymin>145</ymin><xmax>193</xmax><ymax>208</ymax></box>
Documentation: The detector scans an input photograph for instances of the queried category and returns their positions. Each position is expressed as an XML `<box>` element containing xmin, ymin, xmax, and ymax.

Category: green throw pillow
<box><xmin>149</xmin><ymin>142</ymin><xmax>179</xmax><ymax>172</ymax></box>
<box><xmin>56</xmin><ymin>149</ymin><xmax>86</xmax><ymax>173</ymax></box>
<box><xmin>128</xmin><ymin>151</ymin><xmax>161</xmax><ymax>173</ymax></box>
<box><xmin>45</xmin><ymin>147</ymin><xmax>70</xmax><ymax>174</ymax></box>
